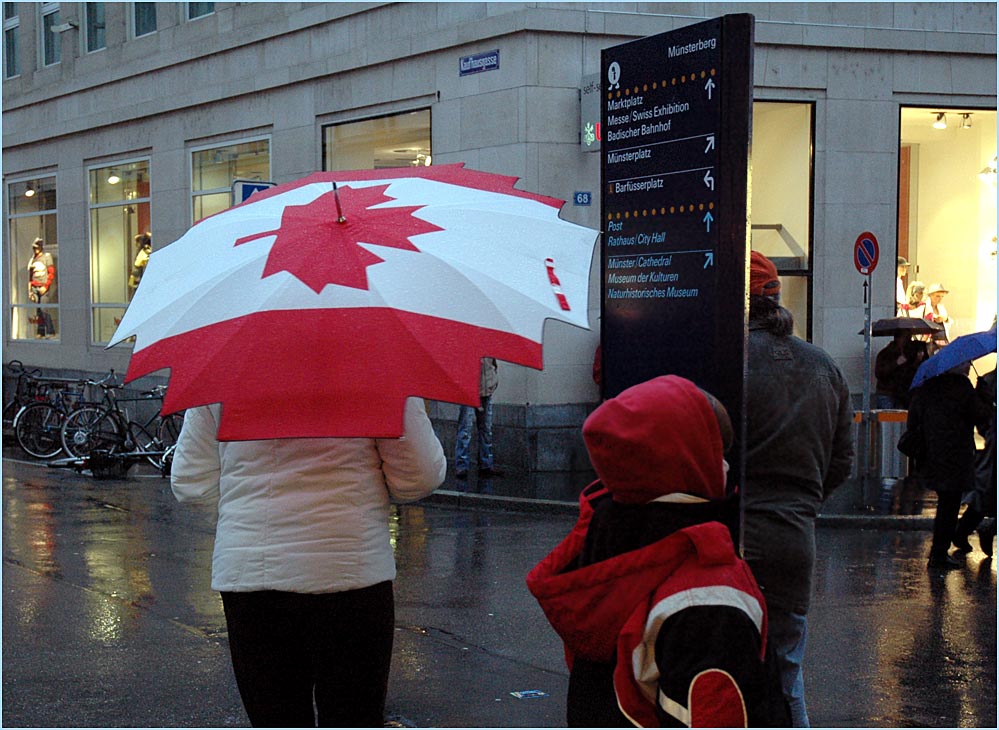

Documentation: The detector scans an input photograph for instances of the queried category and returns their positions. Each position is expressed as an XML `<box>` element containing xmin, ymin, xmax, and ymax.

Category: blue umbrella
<box><xmin>910</xmin><ymin>326</ymin><xmax>997</xmax><ymax>390</ymax></box>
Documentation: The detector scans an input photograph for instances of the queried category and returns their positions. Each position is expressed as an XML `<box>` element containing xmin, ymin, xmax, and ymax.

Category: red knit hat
<box><xmin>749</xmin><ymin>251</ymin><xmax>781</xmax><ymax>298</ymax></box>
<box><xmin>582</xmin><ymin>375</ymin><xmax>726</xmax><ymax>504</ymax></box>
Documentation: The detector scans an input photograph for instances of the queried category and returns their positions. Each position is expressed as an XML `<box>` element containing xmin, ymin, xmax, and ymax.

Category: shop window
<box><xmin>751</xmin><ymin>101</ymin><xmax>814</xmax><ymax>340</ymax></box>
<box><xmin>39</xmin><ymin>2</ymin><xmax>60</xmax><ymax>66</ymax></box>
<box><xmin>88</xmin><ymin>160</ymin><xmax>151</xmax><ymax>344</ymax></box>
<box><xmin>132</xmin><ymin>2</ymin><xmax>155</xmax><ymax>37</ymax></box>
<box><xmin>7</xmin><ymin>177</ymin><xmax>59</xmax><ymax>340</ymax></box>
<box><xmin>3</xmin><ymin>3</ymin><xmax>19</xmax><ymax>78</ymax></box>
<box><xmin>899</xmin><ymin>107</ymin><xmax>998</xmax><ymax>340</ymax></box>
<box><xmin>187</xmin><ymin>2</ymin><xmax>213</xmax><ymax>20</ymax></box>
<box><xmin>191</xmin><ymin>137</ymin><xmax>271</xmax><ymax>223</ymax></box>
<box><xmin>322</xmin><ymin>109</ymin><xmax>431</xmax><ymax>171</ymax></box>
<box><xmin>85</xmin><ymin>2</ymin><xmax>104</xmax><ymax>52</ymax></box>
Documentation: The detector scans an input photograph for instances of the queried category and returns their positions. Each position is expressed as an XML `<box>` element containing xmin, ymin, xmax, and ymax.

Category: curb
<box><xmin>425</xmin><ymin>490</ymin><xmax>936</xmax><ymax>529</ymax></box>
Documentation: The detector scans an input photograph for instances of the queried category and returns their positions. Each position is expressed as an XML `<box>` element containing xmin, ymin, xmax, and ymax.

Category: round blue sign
<box><xmin>854</xmin><ymin>231</ymin><xmax>879</xmax><ymax>275</ymax></box>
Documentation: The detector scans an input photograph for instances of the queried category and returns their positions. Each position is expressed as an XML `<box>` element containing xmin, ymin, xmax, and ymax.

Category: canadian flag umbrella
<box><xmin>110</xmin><ymin>164</ymin><xmax>597</xmax><ymax>440</ymax></box>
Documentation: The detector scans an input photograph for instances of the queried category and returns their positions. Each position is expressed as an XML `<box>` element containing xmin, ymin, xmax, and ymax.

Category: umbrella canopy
<box><xmin>910</xmin><ymin>326</ymin><xmax>998</xmax><ymax>391</ymax></box>
<box><xmin>869</xmin><ymin>316</ymin><xmax>944</xmax><ymax>337</ymax></box>
<box><xmin>110</xmin><ymin>164</ymin><xmax>597</xmax><ymax>439</ymax></box>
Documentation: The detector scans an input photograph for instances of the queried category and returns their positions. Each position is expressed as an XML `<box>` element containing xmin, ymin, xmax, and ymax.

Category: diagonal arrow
<box><xmin>704</xmin><ymin>135</ymin><xmax>716</xmax><ymax>154</ymax></box>
<box><xmin>704</xmin><ymin>251</ymin><xmax>715</xmax><ymax>268</ymax></box>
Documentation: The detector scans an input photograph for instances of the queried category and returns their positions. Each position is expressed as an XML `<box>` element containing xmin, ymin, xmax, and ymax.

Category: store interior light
<box><xmin>932</xmin><ymin>112</ymin><xmax>947</xmax><ymax>130</ymax></box>
<box><xmin>24</xmin><ymin>183</ymin><xmax>35</xmax><ymax>198</ymax></box>
<box><xmin>107</xmin><ymin>171</ymin><xmax>120</xmax><ymax>185</ymax></box>
<box><xmin>961</xmin><ymin>114</ymin><xmax>973</xmax><ymax>129</ymax></box>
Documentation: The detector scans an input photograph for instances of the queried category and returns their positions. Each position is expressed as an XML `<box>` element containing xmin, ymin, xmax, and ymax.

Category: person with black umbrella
<box><xmin>875</xmin><ymin>332</ymin><xmax>928</xmax><ymax>409</ymax></box>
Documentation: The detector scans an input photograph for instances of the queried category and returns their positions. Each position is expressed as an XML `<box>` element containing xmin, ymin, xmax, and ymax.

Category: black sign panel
<box><xmin>600</xmin><ymin>15</ymin><xmax>753</xmax><ymax>433</ymax></box>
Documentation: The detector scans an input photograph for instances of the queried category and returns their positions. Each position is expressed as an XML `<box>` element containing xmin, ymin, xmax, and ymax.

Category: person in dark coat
<box><xmin>874</xmin><ymin>333</ymin><xmax>928</xmax><ymax>409</ymax></box>
<box><xmin>949</xmin><ymin>369</ymin><xmax>996</xmax><ymax>557</ymax></box>
<box><xmin>907</xmin><ymin>365</ymin><xmax>993</xmax><ymax>569</ymax></box>
<box><xmin>742</xmin><ymin>252</ymin><xmax>854</xmax><ymax>728</ymax></box>
<box><xmin>527</xmin><ymin>376</ymin><xmax>789</xmax><ymax>727</ymax></box>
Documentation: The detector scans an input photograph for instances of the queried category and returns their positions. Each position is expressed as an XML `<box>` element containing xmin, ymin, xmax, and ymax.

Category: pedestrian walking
<box><xmin>170</xmin><ymin>397</ymin><xmax>446</xmax><ymax>727</ymax></box>
<box><xmin>527</xmin><ymin>375</ymin><xmax>790</xmax><ymax>728</ymax></box>
<box><xmin>742</xmin><ymin>252</ymin><xmax>854</xmax><ymax>728</ymax></box>
<box><xmin>906</xmin><ymin>365</ymin><xmax>992</xmax><ymax>569</ymax></box>
<box><xmin>454</xmin><ymin>357</ymin><xmax>501</xmax><ymax>478</ymax></box>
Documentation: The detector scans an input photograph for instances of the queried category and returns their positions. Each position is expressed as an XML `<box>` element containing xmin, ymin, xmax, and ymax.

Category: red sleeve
<box><xmin>45</xmin><ymin>265</ymin><xmax>55</xmax><ymax>288</ymax></box>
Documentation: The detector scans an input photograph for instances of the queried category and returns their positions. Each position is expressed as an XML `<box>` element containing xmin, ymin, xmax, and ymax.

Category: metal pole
<box><xmin>860</xmin><ymin>272</ymin><xmax>873</xmax><ymax>506</ymax></box>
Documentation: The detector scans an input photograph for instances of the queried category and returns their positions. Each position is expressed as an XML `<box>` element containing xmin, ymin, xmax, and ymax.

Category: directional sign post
<box><xmin>599</xmin><ymin>15</ymin><xmax>754</xmax><ymax>445</ymax></box>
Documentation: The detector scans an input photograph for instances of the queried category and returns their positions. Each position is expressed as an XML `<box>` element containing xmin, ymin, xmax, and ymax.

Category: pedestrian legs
<box><xmin>454</xmin><ymin>405</ymin><xmax>475</xmax><ymax>476</ymax></box>
<box><xmin>767</xmin><ymin>609</ymin><xmax>810</xmax><ymax>728</ymax></box>
<box><xmin>221</xmin><ymin>583</ymin><xmax>395</xmax><ymax>728</ymax></box>
<box><xmin>930</xmin><ymin>491</ymin><xmax>963</xmax><ymax>561</ymax></box>
<box><xmin>475</xmin><ymin>395</ymin><xmax>494</xmax><ymax>471</ymax></box>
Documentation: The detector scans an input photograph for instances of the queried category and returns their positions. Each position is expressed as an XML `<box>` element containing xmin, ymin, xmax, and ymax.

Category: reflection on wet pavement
<box><xmin>2</xmin><ymin>453</ymin><xmax>995</xmax><ymax>728</ymax></box>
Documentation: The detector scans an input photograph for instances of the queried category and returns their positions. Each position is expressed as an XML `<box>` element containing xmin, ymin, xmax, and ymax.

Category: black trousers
<box><xmin>221</xmin><ymin>581</ymin><xmax>394</xmax><ymax>728</ymax></box>
<box><xmin>930</xmin><ymin>491</ymin><xmax>962</xmax><ymax>557</ymax></box>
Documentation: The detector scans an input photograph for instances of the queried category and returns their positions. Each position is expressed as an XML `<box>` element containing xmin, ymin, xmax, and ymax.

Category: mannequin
<box><xmin>129</xmin><ymin>232</ymin><xmax>152</xmax><ymax>294</ymax></box>
<box><xmin>27</xmin><ymin>237</ymin><xmax>56</xmax><ymax>338</ymax></box>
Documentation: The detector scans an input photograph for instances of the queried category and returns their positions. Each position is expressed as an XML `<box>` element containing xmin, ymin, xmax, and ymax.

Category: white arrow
<box><xmin>704</xmin><ymin>251</ymin><xmax>715</xmax><ymax>268</ymax></box>
<box><xmin>704</xmin><ymin>78</ymin><xmax>715</xmax><ymax>99</ymax></box>
<box><xmin>703</xmin><ymin>211</ymin><xmax>714</xmax><ymax>232</ymax></box>
<box><xmin>703</xmin><ymin>169</ymin><xmax>715</xmax><ymax>191</ymax></box>
<box><xmin>704</xmin><ymin>135</ymin><xmax>716</xmax><ymax>154</ymax></box>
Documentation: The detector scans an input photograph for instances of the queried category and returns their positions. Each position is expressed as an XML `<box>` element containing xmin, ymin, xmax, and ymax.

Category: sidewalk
<box><xmin>427</xmin><ymin>468</ymin><xmax>939</xmax><ymax>530</ymax></box>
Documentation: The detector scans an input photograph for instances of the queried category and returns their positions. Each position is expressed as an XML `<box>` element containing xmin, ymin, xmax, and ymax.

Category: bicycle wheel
<box><xmin>156</xmin><ymin>413</ymin><xmax>184</xmax><ymax>448</ymax></box>
<box><xmin>61</xmin><ymin>406</ymin><xmax>123</xmax><ymax>459</ymax></box>
<box><xmin>128</xmin><ymin>421</ymin><xmax>162</xmax><ymax>468</ymax></box>
<box><xmin>13</xmin><ymin>402</ymin><xmax>65</xmax><ymax>459</ymax></box>
<box><xmin>3</xmin><ymin>399</ymin><xmax>21</xmax><ymax>433</ymax></box>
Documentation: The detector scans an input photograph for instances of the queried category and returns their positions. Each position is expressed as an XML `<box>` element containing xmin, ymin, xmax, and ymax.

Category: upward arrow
<box><xmin>703</xmin><ymin>211</ymin><xmax>714</xmax><ymax>232</ymax></box>
<box><xmin>704</xmin><ymin>78</ymin><xmax>716</xmax><ymax>100</ymax></box>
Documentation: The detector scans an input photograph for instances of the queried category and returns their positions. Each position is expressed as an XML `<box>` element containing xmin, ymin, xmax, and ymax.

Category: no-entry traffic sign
<box><xmin>854</xmin><ymin>231</ymin><xmax>880</xmax><ymax>275</ymax></box>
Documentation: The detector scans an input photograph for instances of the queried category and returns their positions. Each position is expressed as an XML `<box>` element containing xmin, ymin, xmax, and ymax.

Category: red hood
<box><xmin>582</xmin><ymin>375</ymin><xmax>725</xmax><ymax>504</ymax></box>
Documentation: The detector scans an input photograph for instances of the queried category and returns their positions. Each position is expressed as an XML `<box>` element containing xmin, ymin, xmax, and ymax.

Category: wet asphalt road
<box><xmin>2</xmin><ymin>454</ymin><xmax>995</xmax><ymax>728</ymax></box>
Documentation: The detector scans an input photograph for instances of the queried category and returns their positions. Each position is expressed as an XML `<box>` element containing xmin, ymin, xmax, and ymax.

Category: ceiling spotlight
<box><xmin>107</xmin><ymin>171</ymin><xmax>120</xmax><ymax>185</ymax></box>
<box><xmin>24</xmin><ymin>183</ymin><xmax>35</xmax><ymax>198</ymax></box>
<box><xmin>932</xmin><ymin>113</ymin><xmax>947</xmax><ymax>130</ymax></box>
<box><xmin>961</xmin><ymin>114</ymin><xmax>973</xmax><ymax>129</ymax></box>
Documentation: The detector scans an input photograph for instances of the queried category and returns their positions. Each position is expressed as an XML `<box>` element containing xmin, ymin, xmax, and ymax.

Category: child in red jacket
<box><xmin>527</xmin><ymin>375</ymin><xmax>788</xmax><ymax>727</ymax></box>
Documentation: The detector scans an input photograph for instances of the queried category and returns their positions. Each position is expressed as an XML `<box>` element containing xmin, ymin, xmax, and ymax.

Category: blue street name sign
<box><xmin>459</xmin><ymin>49</ymin><xmax>500</xmax><ymax>76</ymax></box>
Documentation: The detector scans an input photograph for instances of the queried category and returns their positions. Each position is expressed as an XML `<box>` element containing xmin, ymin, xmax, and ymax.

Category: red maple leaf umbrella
<box><xmin>110</xmin><ymin>164</ymin><xmax>596</xmax><ymax>440</ymax></box>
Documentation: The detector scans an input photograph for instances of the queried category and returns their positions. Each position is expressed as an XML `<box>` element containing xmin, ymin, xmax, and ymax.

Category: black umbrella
<box><xmin>865</xmin><ymin>317</ymin><xmax>944</xmax><ymax>337</ymax></box>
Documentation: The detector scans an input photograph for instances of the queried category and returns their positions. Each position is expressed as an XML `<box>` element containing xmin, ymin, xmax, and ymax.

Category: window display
<box><xmin>322</xmin><ymin>109</ymin><xmax>431</xmax><ymax>171</ymax></box>
<box><xmin>7</xmin><ymin>176</ymin><xmax>59</xmax><ymax>340</ymax></box>
<box><xmin>191</xmin><ymin>137</ymin><xmax>270</xmax><ymax>223</ymax></box>
<box><xmin>88</xmin><ymin>160</ymin><xmax>150</xmax><ymax>344</ymax></box>
<box><xmin>751</xmin><ymin>101</ymin><xmax>814</xmax><ymax>339</ymax></box>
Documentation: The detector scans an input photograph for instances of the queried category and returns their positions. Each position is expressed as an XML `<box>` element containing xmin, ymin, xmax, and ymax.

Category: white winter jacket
<box><xmin>171</xmin><ymin>397</ymin><xmax>446</xmax><ymax>594</ymax></box>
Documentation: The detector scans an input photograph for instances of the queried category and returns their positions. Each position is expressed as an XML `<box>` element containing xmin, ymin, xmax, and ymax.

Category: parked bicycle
<box><xmin>12</xmin><ymin>379</ymin><xmax>86</xmax><ymax>459</ymax></box>
<box><xmin>60</xmin><ymin>374</ymin><xmax>183</xmax><ymax>472</ymax></box>
<box><xmin>3</xmin><ymin>360</ymin><xmax>44</xmax><ymax>433</ymax></box>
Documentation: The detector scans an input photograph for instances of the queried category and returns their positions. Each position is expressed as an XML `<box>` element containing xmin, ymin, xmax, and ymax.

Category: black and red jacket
<box><xmin>527</xmin><ymin>483</ymin><xmax>789</xmax><ymax>727</ymax></box>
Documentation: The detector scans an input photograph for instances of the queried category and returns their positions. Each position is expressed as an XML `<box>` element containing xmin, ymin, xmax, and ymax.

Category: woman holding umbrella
<box><xmin>171</xmin><ymin>398</ymin><xmax>446</xmax><ymax>726</ymax></box>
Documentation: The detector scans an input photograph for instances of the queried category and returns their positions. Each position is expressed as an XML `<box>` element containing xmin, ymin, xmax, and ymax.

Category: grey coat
<box><xmin>742</xmin><ymin>325</ymin><xmax>855</xmax><ymax>615</ymax></box>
